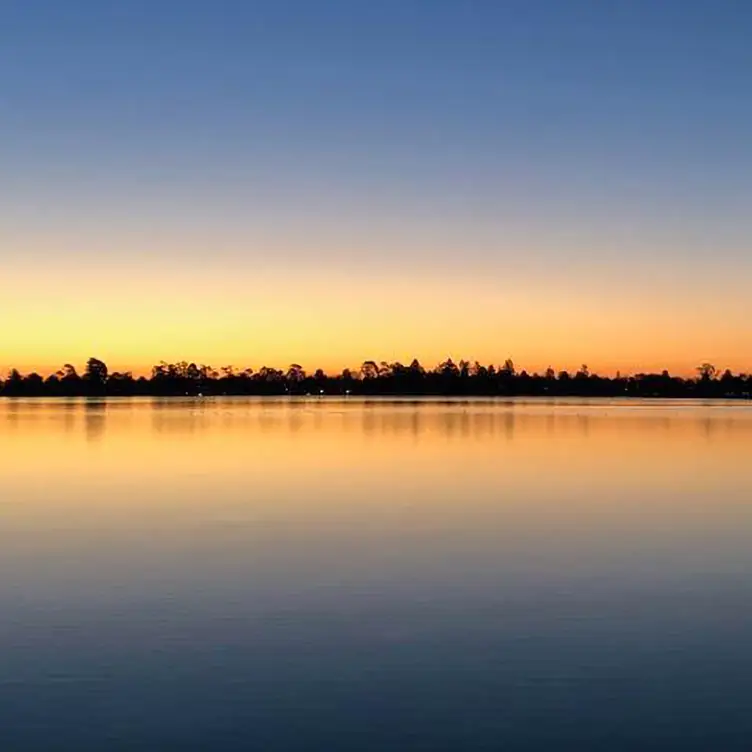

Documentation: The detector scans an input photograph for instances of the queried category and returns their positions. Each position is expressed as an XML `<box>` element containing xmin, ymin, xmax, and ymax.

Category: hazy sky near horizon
<box><xmin>2</xmin><ymin>0</ymin><xmax>751</xmax><ymax>375</ymax></box>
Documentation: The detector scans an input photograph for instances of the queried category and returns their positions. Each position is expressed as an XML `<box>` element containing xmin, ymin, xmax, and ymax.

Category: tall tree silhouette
<box><xmin>84</xmin><ymin>358</ymin><xmax>109</xmax><ymax>392</ymax></box>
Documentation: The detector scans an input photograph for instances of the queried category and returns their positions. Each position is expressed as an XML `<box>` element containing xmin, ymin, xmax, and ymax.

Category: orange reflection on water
<box><xmin>2</xmin><ymin>397</ymin><xmax>752</xmax><ymax>608</ymax></box>
<box><xmin>2</xmin><ymin>398</ymin><xmax>751</xmax><ymax>520</ymax></box>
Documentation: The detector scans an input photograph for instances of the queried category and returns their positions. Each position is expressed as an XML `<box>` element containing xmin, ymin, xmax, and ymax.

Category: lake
<box><xmin>2</xmin><ymin>397</ymin><xmax>752</xmax><ymax>750</ymax></box>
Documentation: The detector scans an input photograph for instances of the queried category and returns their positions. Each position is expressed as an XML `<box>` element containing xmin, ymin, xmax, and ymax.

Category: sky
<box><xmin>2</xmin><ymin>0</ymin><xmax>751</xmax><ymax>376</ymax></box>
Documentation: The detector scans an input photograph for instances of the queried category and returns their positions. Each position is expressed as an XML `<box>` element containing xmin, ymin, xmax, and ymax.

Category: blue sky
<box><xmin>2</xmin><ymin>0</ymin><xmax>751</xmax><ymax>372</ymax></box>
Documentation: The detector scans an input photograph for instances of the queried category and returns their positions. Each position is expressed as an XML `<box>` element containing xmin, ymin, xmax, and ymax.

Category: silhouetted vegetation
<box><xmin>1</xmin><ymin>358</ymin><xmax>751</xmax><ymax>399</ymax></box>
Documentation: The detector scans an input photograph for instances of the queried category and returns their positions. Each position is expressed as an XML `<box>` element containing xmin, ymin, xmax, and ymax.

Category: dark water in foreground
<box><xmin>2</xmin><ymin>398</ymin><xmax>752</xmax><ymax>750</ymax></box>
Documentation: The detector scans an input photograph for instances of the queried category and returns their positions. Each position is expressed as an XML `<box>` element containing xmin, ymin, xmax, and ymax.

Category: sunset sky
<box><xmin>2</xmin><ymin>1</ymin><xmax>751</xmax><ymax>376</ymax></box>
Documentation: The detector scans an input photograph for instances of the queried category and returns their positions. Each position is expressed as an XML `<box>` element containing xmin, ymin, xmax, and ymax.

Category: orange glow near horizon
<box><xmin>2</xmin><ymin>241</ymin><xmax>750</xmax><ymax>379</ymax></box>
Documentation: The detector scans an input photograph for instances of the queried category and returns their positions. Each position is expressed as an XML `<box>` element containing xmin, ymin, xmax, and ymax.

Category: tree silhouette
<box><xmin>0</xmin><ymin>356</ymin><xmax>750</xmax><ymax>400</ymax></box>
<box><xmin>360</xmin><ymin>361</ymin><xmax>379</xmax><ymax>380</ymax></box>
<box><xmin>286</xmin><ymin>364</ymin><xmax>306</xmax><ymax>383</ymax></box>
<box><xmin>85</xmin><ymin>358</ymin><xmax>109</xmax><ymax>387</ymax></box>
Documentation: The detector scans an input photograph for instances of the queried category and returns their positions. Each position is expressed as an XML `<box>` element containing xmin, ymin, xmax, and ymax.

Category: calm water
<box><xmin>2</xmin><ymin>398</ymin><xmax>752</xmax><ymax>751</ymax></box>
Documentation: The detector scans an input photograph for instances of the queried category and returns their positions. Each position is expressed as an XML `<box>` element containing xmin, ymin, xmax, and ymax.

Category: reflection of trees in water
<box><xmin>546</xmin><ymin>414</ymin><xmax>556</xmax><ymax>434</ymax></box>
<box><xmin>361</xmin><ymin>405</ymin><xmax>379</xmax><ymax>437</ymax></box>
<box><xmin>698</xmin><ymin>416</ymin><xmax>740</xmax><ymax>442</ymax></box>
<box><xmin>700</xmin><ymin>416</ymin><xmax>719</xmax><ymax>440</ymax></box>
<box><xmin>61</xmin><ymin>400</ymin><xmax>77</xmax><ymax>434</ymax></box>
<box><xmin>346</xmin><ymin>407</ymin><xmax>752</xmax><ymax>442</ymax></box>
<box><xmin>452</xmin><ymin>411</ymin><xmax>481</xmax><ymax>439</ymax></box>
<box><xmin>287</xmin><ymin>412</ymin><xmax>305</xmax><ymax>433</ymax></box>
<box><xmin>311</xmin><ymin>408</ymin><xmax>324</xmax><ymax>434</ymax></box>
<box><xmin>69</xmin><ymin>397</ymin><xmax>752</xmax><ymax>446</ymax></box>
<box><xmin>83</xmin><ymin>400</ymin><xmax>107</xmax><ymax>442</ymax></box>
<box><xmin>4</xmin><ymin>398</ymin><xmax>21</xmax><ymax>424</ymax></box>
<box><xmin>576</xmin><ymin>413</ymin><xmax>591</xmax><ymax>437</ymax></box>
<box><xmin>355</xmin><ymin>406</ymin><xmax>519</xmax><ymax>441</ymax></box>
<box><xmin>149</xmin><ymin>399</ymin><xmax>202</xmax><ymax>435</ymax></box>
<box><xmin>410</xmin><ymin>410</ymin><xmax>421</xmax><ymax>440</ymax></box>
<box><xmin>6</xmin><ymin>400</ymin><xmax>752</xmax><ymax>458</ymax></box>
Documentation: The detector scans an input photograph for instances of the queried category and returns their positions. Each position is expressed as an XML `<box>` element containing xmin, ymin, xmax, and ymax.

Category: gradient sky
<box><xmin>2</xmin><ymin>0</ymin><xmax>751</xmax><ymax>376</ymax></box>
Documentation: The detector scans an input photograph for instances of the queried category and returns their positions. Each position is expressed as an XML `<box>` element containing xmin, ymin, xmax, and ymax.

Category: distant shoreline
<box><xmin>2</xmin><ymin>394</ymin><xmax>750</xmax><ymax>404</ymax></box>
<box><xmin>2</xmin><ymin>358</ymin><xmax>750</xmax><ymax>400</ymax></box>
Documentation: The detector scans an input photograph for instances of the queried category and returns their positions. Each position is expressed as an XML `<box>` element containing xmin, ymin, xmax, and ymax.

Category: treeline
<box><xmin>1</xmin><ymin>358</ymin><xmax>750</xmax><ymax>399</ymax></box>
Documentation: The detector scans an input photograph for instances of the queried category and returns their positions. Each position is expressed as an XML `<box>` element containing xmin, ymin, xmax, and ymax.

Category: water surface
<box><xmin>2</xmin><ymin>398</ymin><xmax>752</xmax><ymax>750</ymax></box>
